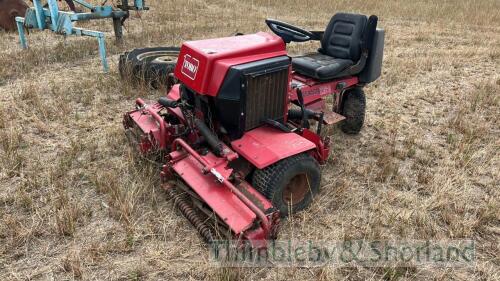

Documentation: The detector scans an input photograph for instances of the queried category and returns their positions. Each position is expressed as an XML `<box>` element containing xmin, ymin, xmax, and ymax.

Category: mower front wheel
<box><xmin>119</xmin><ymin>47</ymin><xmax>180</xmax><ymax>90</ymax></box>
<box><xmin>340</xmin><ymin>87</ymin><xmax>366</xmax><ymax>134</ymax></box>
<box><xmin>252</xmin><ymin>153</ymin><xmax>320</xmax><ymax>217</ymax></box>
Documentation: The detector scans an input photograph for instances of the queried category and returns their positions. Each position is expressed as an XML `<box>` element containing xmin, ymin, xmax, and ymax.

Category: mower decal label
<box><xmin>181</xmin><ymin>54</ymin><xmax>199</xmax><ymax>80</ymax></box>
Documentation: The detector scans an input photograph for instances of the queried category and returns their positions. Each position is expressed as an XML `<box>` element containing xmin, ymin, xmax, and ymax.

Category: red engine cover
<box><xmin>174</xmin><ymin>32</ymin><xmax>287</xmax><ymax>96</ymax></box>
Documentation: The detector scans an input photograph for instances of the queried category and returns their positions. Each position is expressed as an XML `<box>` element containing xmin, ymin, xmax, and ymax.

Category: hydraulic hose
<box><xmin>288</xmin><ymin>108</ymin><xmax>317</xmax><ymax>120</ymax></box>
<box><xmin>194</xmin><ymin>119</ymin><xmax>223</xmax><ymax>156</ymax></box>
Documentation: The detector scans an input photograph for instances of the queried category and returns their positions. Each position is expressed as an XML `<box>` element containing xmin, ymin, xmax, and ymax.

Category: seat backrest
<box><xmin>320</xmin><ymin>13</ymin><xmax>368</xmax><ymax>61</ymax></box>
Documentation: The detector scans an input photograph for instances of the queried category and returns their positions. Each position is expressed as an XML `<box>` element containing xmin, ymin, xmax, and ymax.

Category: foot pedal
<box><xmin>322</xmin><ymin>112</ymin><xmax>346</xmax><ymax>125</ymax></box>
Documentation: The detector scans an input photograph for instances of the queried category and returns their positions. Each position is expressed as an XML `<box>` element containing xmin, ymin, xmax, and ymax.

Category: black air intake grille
<box><xmin>244</xmin><ymin>68</ymin><xmax>288</xmax><ymax>130</ymax></box>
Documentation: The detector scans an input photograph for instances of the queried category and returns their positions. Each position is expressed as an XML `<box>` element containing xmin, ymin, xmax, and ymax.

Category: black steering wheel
<box><xmin>265</xmin><ymin>19</ymin><xmax>315</xmax><ymax>43</ymax></box>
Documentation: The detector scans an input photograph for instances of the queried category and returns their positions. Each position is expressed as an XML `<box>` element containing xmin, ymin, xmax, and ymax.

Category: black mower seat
<box><xmin>292</xmin><ymin>13</ymin><xmax>369</xmax><ymax>80</ymax></box>
<box><xmin>292</xmin><ymin>54</ymin><xmax>353</xmax><ymax>80</ymax></box>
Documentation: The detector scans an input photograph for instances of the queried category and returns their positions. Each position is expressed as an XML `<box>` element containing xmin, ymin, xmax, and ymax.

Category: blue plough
<box><xmin>15</xmin><ymin>0</ymin><xmax>148</xmax><ymax>72</ymax></box>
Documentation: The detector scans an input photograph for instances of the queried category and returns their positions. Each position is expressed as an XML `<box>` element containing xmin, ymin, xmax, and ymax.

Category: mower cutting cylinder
<box><xmin>167</xmin><ymin>138</ymin><xmax>278</xmax><ymax>248</ymax></box>
<box><xmin>135</xmin><ymin>98</ymin><xmax>166</xmax><ymax>149</ymax></box>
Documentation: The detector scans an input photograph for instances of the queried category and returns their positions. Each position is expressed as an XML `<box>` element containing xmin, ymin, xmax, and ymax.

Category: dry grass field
<box><xmin>0</xmin><ymin>0</ymin><xmax>499</xmax><ymax>280</ymax></box>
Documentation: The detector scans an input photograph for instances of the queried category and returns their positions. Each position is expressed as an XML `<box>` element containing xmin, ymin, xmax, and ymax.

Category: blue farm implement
<box><xmin>15</xmin><ymin>0</ymin><xmax>148</xmax><ymax>72</ymax></box>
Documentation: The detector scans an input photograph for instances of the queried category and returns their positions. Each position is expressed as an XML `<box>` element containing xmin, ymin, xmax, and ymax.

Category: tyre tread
<box><xmin>253</xmin><ymin>153</ymin><xmax>320</xmax><ymax>216</ymax></box>
<box><xmin>340</xmin><ymin>87</ymin><xmax>366</xmax><ymax>134</ymax></box>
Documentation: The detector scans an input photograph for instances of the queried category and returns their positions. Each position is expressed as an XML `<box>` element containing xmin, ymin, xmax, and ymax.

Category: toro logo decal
<box><xmin>181</xmin><ymin>54</ymin><xmax>199</xmax><ymax>80</ymax></box>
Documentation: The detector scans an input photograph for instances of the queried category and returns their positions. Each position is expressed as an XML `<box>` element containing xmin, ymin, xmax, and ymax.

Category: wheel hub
<box><xmin>282</xmin><ymin>173</ymin><xmax>309</xmax><ymax>205</ymax></box>
<box><xmin>136</xmin><ymin>51</ymin><xmax>179</xmax><ymax>64</ymax></box>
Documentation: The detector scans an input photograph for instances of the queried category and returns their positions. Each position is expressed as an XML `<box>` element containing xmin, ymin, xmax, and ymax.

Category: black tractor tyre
<box><xmin>252</xmin><ymin>153</ymin><xmax>321</xmax><ymax>217</ymax></box>
<box><xmin>119</xmin><ymin>47</ymin><xmax>180</xmax><ymax>89</ymax></box>
<box><xmin>340</xmin><ymin>87</ymin><xmax>366</xmax><ymax>134</ymax></box>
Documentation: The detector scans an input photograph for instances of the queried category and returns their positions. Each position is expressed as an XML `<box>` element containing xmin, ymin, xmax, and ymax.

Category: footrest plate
<box><xmin>322</xmin><ymin>111</ymin><xmax>346</xmax><ymax>125</ymax></box>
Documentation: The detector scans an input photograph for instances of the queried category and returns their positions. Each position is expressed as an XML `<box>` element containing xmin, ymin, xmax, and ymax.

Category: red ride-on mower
<box><xmin>123</xmin><ymin>12</ymin><xmax>384</xmax><ymax>248</ymax></box>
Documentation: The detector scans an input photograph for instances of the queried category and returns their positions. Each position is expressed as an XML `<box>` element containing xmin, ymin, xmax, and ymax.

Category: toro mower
<box><xmin>123</xmin><ymin>13</ymin><xmax>384</xmax><ymax>249</ymax></box>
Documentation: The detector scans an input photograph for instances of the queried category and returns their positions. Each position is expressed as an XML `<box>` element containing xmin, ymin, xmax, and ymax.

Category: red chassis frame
<box><xmin>123</xmin><ymin>71</ymin><xmax>359</xmax><ymax>248</ymax></box>
<box><xmin>288</xmin><ymin>72</ymin><xmax>359</xmax><ymax>163</ymax></box>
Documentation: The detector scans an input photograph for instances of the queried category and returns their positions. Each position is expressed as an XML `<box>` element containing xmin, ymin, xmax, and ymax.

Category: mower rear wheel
<box><xmin>119</xmin><ymin>47</ymin><xmax>180</xmax><ymax>89</ymax></box>
<box><xmin>252</xmin><ymin>153</ymin><xmax>320</xmax><ymax>217</ymax></box>
<box><xmin>340</xmin><ymin>87</ymin><xmax>366</xmax><ymax>134</ymax></box>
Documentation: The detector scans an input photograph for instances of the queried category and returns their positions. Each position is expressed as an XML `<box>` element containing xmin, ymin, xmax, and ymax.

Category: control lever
<box><xmin>296</xmin><ymin>88</ymin><xmax>310</xmax><ymax>129</ymax></box>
